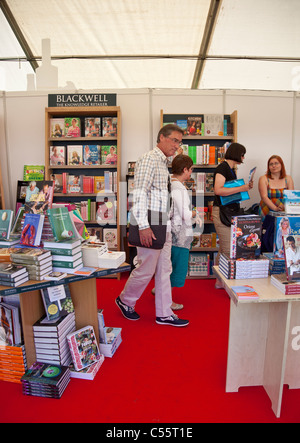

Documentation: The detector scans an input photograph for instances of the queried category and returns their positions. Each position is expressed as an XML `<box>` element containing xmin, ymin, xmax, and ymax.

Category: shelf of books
<box><xmin>45</xmin><ymin>106</ymin><xmax>121</xmax><ymax>276</ymax></box>
<box><xmin>160</xmin><ymin>109</ymin><xmax>237</xmax><ymax>278</ymax></box>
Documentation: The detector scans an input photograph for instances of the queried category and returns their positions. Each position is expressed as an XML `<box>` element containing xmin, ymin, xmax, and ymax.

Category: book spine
<box><xmin>67</xmin><ymin>335</ymin><xmax>83</xmax><ymax>371</ymax></box>
<box><xmin>230</xmin><ymin>217</ymin><xmax>238</xmax><ymax>259</ymax></box>
<box><xmin>51</xmin><ymin>260</ymin><xmax>81</xmax><ymax>268</ymax></box>
<box><xmin>45</xmin><ymin>248</ymin><xmax>75</xmax><ymax>256</ymax></box>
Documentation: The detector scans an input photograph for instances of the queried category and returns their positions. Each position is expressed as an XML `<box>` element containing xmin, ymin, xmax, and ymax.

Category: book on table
<box><xmin>282</xmin><ymin>234</ymin><xmax>300</xmax><ymax>281</ymax></box>
<box><xmin>231</xmin><ymin>285</ymin><xmax>259</xmax><ymax>300</ymax></box>
<box><xmin>0</xmin><ymin>210</ymin><xmax>14</xmax><ymax>241</ymax></box>
<box><xmin>20</xmin><ymin>213</ymin><xmax>44</xmax><ymax>247</ymax></box>
<box><xmin>47</xmin><ymin>207</ymin><xmax>76</xmax><ymax>242</ymax></box>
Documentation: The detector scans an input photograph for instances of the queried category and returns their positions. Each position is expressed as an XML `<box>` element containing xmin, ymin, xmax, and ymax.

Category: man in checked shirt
<box><xmin>116</xmin><ymin>124</ymin><xmax>189</xmax><ymax>327</ymax></box>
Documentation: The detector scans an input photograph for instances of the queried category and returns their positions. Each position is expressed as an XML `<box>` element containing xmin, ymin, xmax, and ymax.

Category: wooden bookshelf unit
<box><xmin>45</xmin><ymin>106</ymin><xmax>121</xmax><ymax>254</ymax></box>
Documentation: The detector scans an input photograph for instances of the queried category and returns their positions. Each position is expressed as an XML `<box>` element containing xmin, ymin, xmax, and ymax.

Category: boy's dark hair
<box><xmin>171</xmin><ymin>154</ymin><xmax>193</xmax><ymax>175</ymax></box>
<box><xmin>157</xmin><ymin>124</ymin><xmax>184</xmax><ymax>143</ymax></box>
<box><xmin>287</xmin><ymin>235</ymin><xmax>295</xmax><ymax>243</ymax></box>
<box><xmin>225</xmin><ymin>142</ymin><xmax>246</xmax><ymax>163</ymax></box>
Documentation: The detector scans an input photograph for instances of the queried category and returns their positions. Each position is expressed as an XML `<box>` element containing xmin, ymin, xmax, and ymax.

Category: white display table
<box><xmin>213</xmin><ymin>266</ymin><xmax>300</xmax><ymax>418</ymax></box>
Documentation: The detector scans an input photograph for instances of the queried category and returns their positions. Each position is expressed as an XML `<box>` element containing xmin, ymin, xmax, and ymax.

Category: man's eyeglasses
<box><xmin>167</xmin><ymin>137</ymin><xmax>183</xmax><ymax>147</ymax></box>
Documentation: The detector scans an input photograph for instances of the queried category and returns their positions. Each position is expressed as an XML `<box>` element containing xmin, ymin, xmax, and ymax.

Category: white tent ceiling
<box><xmin>0</xmin><ymin>0</ymin><xmax>300</xmax><ymax>92</ymax></box>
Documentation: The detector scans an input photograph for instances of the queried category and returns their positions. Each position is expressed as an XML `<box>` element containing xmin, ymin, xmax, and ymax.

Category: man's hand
<box><xmin>139</xmin><ymin>227</ymin><xmax>157</xmax><ymax>248</ymax></box>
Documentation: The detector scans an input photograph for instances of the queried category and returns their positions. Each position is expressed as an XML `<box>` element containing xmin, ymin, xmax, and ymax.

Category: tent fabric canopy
<box><xmin>0</xmin><ymin>0</ymin><xmax>300</xmax><ymax>92</ymax></box>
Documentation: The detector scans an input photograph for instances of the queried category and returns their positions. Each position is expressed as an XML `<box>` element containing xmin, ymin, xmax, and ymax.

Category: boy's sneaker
<box><xmin>156</xmin><ymin>314</ymin><xmax>189</xmax><ymax>327</ymax></box>
<box><xmin>115</xmin><ymin>296</ymin><xmax>140</xmax><ymax>321</ymax></box>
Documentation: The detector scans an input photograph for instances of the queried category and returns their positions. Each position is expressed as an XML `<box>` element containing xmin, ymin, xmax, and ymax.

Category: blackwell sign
<box><xmin>48</xmin><ymin>93</ymin><xmax>117</xmax><ymax>107</ymax></box>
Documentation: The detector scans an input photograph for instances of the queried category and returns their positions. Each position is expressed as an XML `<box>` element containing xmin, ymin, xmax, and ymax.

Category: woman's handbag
<box><xmin>219</xmin><ymin>204</ymin><xmax>244</xmax><ymax>227</ymax></box>
<box><xmin>128</xmin><ymin>210</ymin><xmax>167</xmax><ymax>250</ymax></box>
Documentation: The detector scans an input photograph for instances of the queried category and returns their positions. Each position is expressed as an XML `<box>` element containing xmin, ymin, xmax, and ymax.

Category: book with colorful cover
<box><xmin>0</xmin><ymin>210</ymin><xmax>14</xmax><ymax>241</ymax></box>
<box><xmin>71</xmin><ymin>209</ymin><xmax>89</xmax><ymax>240</ymax></box>
<box><xmin>47</xmin><ymin>207</ymin><xmax>76</xmax><ymax>242</ymax></box>
<box><xmin>187</xmin><ymin>116</ymin><xmax>202</xmax><ymax>135</ymax></box>
<box><xmin>102</xmin><ymin>117</ymin><xmax>117</xmax><ymax>137</ymax></box>
<box><xmin>83</xmin><ymin>145</ymin><xmax>101</xmax><ymax>165</ymax></box>
<box><xmin>84</xmin><ymin>117</ymin><xmax>101</xmax><ymax>137</ymax></box>
<box><xmin>40</xmin><ymin>284</ymin><xmax>74</xmax><ymax>321</ymax></box>
<box><xmin>67</xmin><ymin>175</ymin><xmax>82</xmax><ymax>193</ymax></box>
<box><xmin>230</xmin><ymin>215</ymin><xmax>262</xmax><ymax>259</ymax></box>
<box><xmin>69</xmin><ymin>354</ymin><xmax>104</xmax><ymax>380</ymax></box>
<box><xmin>96</xmin><ymin>196</ymin><xmax>116</xmax><ymax>225</ymax></box>
<box><xmin>67</xmin><ymin>145</ymin><xmax>83</xmax><ymax>165</ymax></box>
<box><xmin>24</xmin><ymin>180</ymin><xmax>54</xmax><ymax>214</ymax></box>
<box><xmin>49</xmin><ymin>146</ymin><xmax>66</xmax><ymax>166</ymax></box>
<box><xmin>283</xmin><ymin>190</ymin><xmax>300</xmax><ymax>215</ymax></box>
<box><xmin>50</xmin><ymin>118</ymin><xmax>65</xmax><ymax>137</ymax></box>
<box><xmin>20</xmin><ymin>213</ymin><xmax>45</xmax><ymax>247</ymax></box>
<box><xmin>67</xmin><ymin>326</ymin><xmax>101</xmax><ymax>371</ymax></box>
<box><xmin>0</xmin><ymin>301</ymin><xmax>22</xmax><ymax>345</ymax></box>
<box><xmin>101</xmin><ymin>145</ymin><xmax>117</xmax><ymax>165</ymax></box>
<box><xmin>65</xmin><ymin>117</ymin><xmax>81</xmax><ymax>138</ymax></box>
<box><xmin>23</xmin><ymin>165</ymin><xmax>45</xmax><ymax>181</ymax></box>
<box><xmin>282</xmin><ymin>234</ymin><xmax>300</xmax><ymax>281</ymax></box>
<box><xmin>231</xmin><ymin>285</ymin><xmax>259</xmax><ymax>300</ymax></box>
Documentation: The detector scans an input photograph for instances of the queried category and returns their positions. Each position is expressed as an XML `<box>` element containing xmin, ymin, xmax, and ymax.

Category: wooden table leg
<box><xmin>69</xmin><ymin>278</ymin><xmax>99</xmax><ymax>344</ymax></box>
<box><xmin>19</xmin><ymin>290</ymin><xmax>45</xmax><ymax>368</ymax></box>
<box><xmin>226</xmin><ymin>300</ymin><xmax>269</xmax><ymax>392</ymax></box>
<box><xmin>263</xmin><ymin>302</ymin><xmax>291</xmax><ymax>418</ymax></box>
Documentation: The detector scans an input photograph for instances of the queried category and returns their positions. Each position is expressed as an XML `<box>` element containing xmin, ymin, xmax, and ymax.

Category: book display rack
<box><xmin>45</xmin><ymin>106</ymin><xmax>121</xmax><ymax>253</ymax></box>
<box><xmin>160</xmin><ymin>110</ymin><xmax>237</xmax><ymax>278</ymax></box>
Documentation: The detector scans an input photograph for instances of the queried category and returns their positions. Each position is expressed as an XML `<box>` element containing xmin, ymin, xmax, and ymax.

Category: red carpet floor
<box><xmin>1</xmin><ymin>275</ymin><xmax>300</xmax><ymax>423</ymax></box>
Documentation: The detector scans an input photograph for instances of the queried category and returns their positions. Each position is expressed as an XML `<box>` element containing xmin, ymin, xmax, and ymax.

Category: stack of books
<box><xmin>0</xmin><ymin>344</ymin><xmax>27</xmax><ymax>384</ymax></box>
<box><xmin>43</xmin><ymin>238</ymin><xmax>83</xmax><ymax>274</ymax></box>
<box><xmin>33</xmin><ymin>312</ymin><xmax>76</xmax><ymax>366</ymax></box>
<box><xmin>99</xmin><ymin>327</ymin><xmax>122</xmax><ymax>358</ymax></box>
<box><xmin>0</xmin><ymin>262</ymin><xmax>28</xmax><ymax>287</ymax></box>
<box><xmin>10</xmin><ymin>248</ymin><xmax>53</xmax><ymax>281</ymax></box>
<box><xmin>271</xmin><ymin>274</ymin><xmax>300</xmax><ymax>295</ymax></box>
<box><xmin>262</xmin><ymin>252</ymin><xmax>286</xmax><ymax>275</ymax></box>
<box><xmin>81</xmin><ymin>242</ymin><xmax>107</xmax><ymax>267</ymax></box>
<box><xmin>21</xmin><ymin>361</ymin><xmax>71</xmax><ymax>399</ymax></box>
<box><xmin>51</xmin><ymin>251</ymin><xmax>83</xmax><ymax>274</ymax></box>
<box><xmin>43</xmin><ymin>238</ymin><xmax>81</xmax><ymax>255</ymax></box>
<box><xmin>219</xmin><ymin>253</ymin><xmax>269</xmax><ymax>279</ymax></box>
<box><xmin>97</xmin><ymin>251</ymin><xmax>125</xmax><ymax>269</ymax></box>
<box><xmin>98</xmin><ymin>309</ymin><xmax>122</xmax><ymax>358</ymax></box>
<box><xmin>69</xmin><ymin>354</ymin><xmax>105</xmax><ymax>380</ymax></box>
